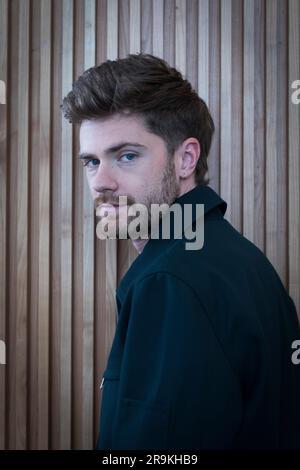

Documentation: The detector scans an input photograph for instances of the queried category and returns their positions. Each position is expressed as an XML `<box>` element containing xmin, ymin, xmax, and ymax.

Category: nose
<box><xmin>89</xmin><ymin>161</ymin><xmax>118</xmax><ymax>194</ymax></box>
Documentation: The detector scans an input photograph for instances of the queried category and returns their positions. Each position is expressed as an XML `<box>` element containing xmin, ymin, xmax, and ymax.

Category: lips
<box><xmin>96</xmin><ymin>203</ymin><xmax>121</xmax><ymax>217</ymax></box>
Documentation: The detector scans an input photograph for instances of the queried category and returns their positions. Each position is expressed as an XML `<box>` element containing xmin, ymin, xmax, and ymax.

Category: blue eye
<box><xmin>84</xmin><ymin>158</ymin><xmax>99</xmax><ymax>167</ymax></box>
<box><xmin>120</xmin><ymin>153</ymin><xmax>136</xmax><ymax>162</ymax></box>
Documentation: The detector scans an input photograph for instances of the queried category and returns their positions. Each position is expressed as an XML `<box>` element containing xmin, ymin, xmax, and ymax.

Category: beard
<box><xmin>95</xmin><ymin>154</ymin><xmax>181</xmax><ymax>240</ymax></box>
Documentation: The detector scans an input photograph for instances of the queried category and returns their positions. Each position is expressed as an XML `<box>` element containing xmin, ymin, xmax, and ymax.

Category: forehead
<box><xmin>79</xmin><ymin>113</ymin><xmax>156</xmax><ymax>150</ymax></box>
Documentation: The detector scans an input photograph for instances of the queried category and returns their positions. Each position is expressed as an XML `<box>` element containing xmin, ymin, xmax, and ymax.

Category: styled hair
<box><xmin>61</xmin><ymin>53</ymin><xmax>214</xmax><ymax>186</ymax></box>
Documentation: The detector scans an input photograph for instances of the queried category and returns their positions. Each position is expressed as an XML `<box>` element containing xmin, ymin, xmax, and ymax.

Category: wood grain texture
<box><xmin>107</xmin><ymin>0</ymin><xmax>118</xmax><ymax>59</ymax></box>
<box><xmin>28</xmin><ymin>0</ymin><xmax>51</xmax><ymax>449</ymax></box>
<box><xmin>266</xmin><ymin>0</ymin><xmax>288</xmax><ymax>287</ymax></box>
<box><xmin>38</xmin><ymin>0</ymin><xmax>51</xmax><ymax>449</ymax></box>
<box><xmin>175</xmin><ymin>0</ymin><xmax>186</xmax><ymax>77</ymax></box>
<box><xmin>219</xmin><ymin>0</ymin><xmax>243</xmax><ymax>231</ymax></box>
<box><xmin>82</xmin><ymin>0</ymin><xmax>95</xmax><ymax>449</ymax></box>
<box><xmin>1</xmin><ymin>0</ymin><xmax>299</xmax><ymax>450</ymax></box>
<box><xmin>198</xmin><ymin>0</ymin><xmax>209</xmax><ymax>104</ymax></box>
<box><xmin>220</xmin><ymin>0</ymin><xmax>232</xmax><ymax>222</ymax></box>
<box><xmin>7</xmin><ymin>0</ymin><xmax>30</xmax><ymax>449</ymax></box>
<box><xmin>50</xmin><ymin>0</ymin><xmax>63</xmax><ymax>449</ymax></box>
<box><xmin>130</xmin><ymin>0</ymin><xmax>141</xmax><ymax>53</ymax></box>
<box><xmin>72</xmin><ymin>0</ymin><xmax>85</xmax><ymax>450</ymax></box>
<box><xmin>186</xmin><ymin>0</ymin><xmax>198</xmax><ymax>90</ymax></box>
<box><xmin>0</xmin><ymin>0</ymin><xmax>8</xmax><ymax>450</ymax></box>
<box><xmin>60</xmin><ymin>0</ymin><xmax>73</xmax><ymax>449</ymax></box>
<box><xmin>243</xmin><ymin>0</ymin><xmax>265</xmax><ymax>250</ymax></box>
<box><xmin>29</xmin><ymin>0</ymin><xmax>41</xmax><ymax>449</ymax></box>
<box><xmin>230</xmin><ymin>0</ymin><xmax>243</xmax><ymax>233</ymax></box>
<box><xmin>164</xmin><ymin>0</ymin><xmax>175</xmax><ymax>66</ymax></box>
<box><xmin>152</xmin><ymin>0</ymin><xmax>163</xmax><ymax>57</ymax></box>
<box><xmin>141</xmin><ymin>0</ymin><xmax>151</xmax><ymax>53</ymax></box>
<box><xmin>207</xmin><ymin>0</ymin><xmax>221</xmax><ymax>192</ymax></box>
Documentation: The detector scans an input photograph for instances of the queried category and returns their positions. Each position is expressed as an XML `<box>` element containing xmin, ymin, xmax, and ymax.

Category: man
<box><xmin>62</xmin><ymin>53</ymin><xmax>300</xmax><ymax>450</ymax></box>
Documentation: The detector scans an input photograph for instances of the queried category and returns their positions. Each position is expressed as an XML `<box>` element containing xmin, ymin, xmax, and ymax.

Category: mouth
<box><xmin>96</xmin><ymin>203</ymin><xmax>121</xmax><ymax>217</ymax></box>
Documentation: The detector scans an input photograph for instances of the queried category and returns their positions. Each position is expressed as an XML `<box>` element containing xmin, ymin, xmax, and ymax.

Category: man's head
<box><xmin>61</xmin><ymin>53</ymin><xmax>214</xmax><ymax>240</ymax></box>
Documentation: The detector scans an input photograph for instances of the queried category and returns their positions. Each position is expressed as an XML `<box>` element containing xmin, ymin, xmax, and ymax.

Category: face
<box><xmin>79</xmin><ymin>113</ymin><xmax>181</xmax><ymax>238</ymax></box>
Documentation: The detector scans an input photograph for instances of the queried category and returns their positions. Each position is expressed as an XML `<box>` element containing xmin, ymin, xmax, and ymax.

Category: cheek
<box><xmin>85</xmin><ymin>172</ymin><xmax>100</xmax><ymax>197</ymax></box>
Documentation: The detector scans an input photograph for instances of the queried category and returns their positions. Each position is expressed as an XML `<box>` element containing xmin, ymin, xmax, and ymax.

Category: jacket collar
<box><xmin>174</xmin><ymin>184</ymin><xmax>227</xmax><ymax>217</ymax></box>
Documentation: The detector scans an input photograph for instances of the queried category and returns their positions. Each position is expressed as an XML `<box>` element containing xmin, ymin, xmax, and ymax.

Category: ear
<box><xmin>177</xmin><ymin>138</ymin><xmax>201</xmax><ymax>179</ymax></box>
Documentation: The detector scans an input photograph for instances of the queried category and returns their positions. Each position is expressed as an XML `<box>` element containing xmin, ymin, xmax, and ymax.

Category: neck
<box><xmin>131</xmin><ymin>238</ymin><xmax>149</xmax><ymax>254</ymax></box>
<box><xmin>178</xmin><ymin>180</ymin><xmax>197</xmax><ymax>198</ymax></box>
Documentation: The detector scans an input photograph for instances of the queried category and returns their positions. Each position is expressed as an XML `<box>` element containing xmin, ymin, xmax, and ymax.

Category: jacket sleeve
<box><xmin>111</xmin><ymin>272</ymin><xmax>243</xmax><ymax>450</ymax></box>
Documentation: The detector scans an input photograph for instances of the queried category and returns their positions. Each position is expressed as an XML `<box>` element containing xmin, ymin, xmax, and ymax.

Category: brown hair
<box><xmin>61</xmin><ymin>53</ymin><xmax>214</xmax><ymax>186</ymax></box>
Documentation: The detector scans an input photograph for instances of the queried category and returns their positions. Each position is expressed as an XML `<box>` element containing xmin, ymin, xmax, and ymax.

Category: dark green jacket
<box><xmin>96</xmin><ymin>185</ymin><xmax>300</xmax><ymax>450</ymax></box>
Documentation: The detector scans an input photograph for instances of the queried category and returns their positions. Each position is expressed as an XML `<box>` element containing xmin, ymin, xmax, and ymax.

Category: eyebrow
<box><xmin>78</xmin><ymin>142</ymin><xmax>147</xmax><ymax>160</ymax></box>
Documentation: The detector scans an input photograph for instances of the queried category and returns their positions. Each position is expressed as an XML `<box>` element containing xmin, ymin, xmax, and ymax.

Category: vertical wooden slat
<box><xmin>220</xmin><ymin>0</ymin><xmax>232</xmax><ymax>221</ymax></box>
<box><xmin>230</xmin><ymin>0</ymin><xmax>243</xmax><ymax>232</ymax></box>
<box><xmin>130</xmin><ymin>0</ymin><xmax>140</xmax><ymax>53</ymax></box>
<box><xmin>61</xmin><ymin>0</ymin><xmax>73</xmax><ymax>449</ymax></box>
<box><xmin>208</xmin><ymin>0</ymin><xmax>221</xmax><ymax>192</ymax></box>
<box><xmin>141</xmin><ymin>0</ymin><xmax>151</xmax><ymax>53</ymax></box>
<box><xmin>119</xmin><ymin>0</ymin><xmax>129</xmax><ymax>58</ymax></box>
<box><xmin>266</xmin><ymin>0</ymin><xmax>288</xmax><ymax>286</ymax></box>
<box><xmin>0</xmin><ymin>0</ymin><xmax>8</xmax><ymax>450</ymax></box>
<box><xmin>163</xmin><ymin>0</ymin><xmax>175</xmax><ymax>66</ymax></box>
<box><xmin>243</xmin><ymin>0</ymin><xmax>260</xmax><ymax>245</ymax></box>
<box><xmin>72</xmin><ymin>0</ymin><xmax>85</xmax><ymax>450</ymax></box>
<box><xmin>82</xmin><ymin>0</ymin><xmax>95</xmax><ymax>449</ymax></box>
<box><xmin>107</xmin><ymin>0</ymin><xmax>118</xmax><ymax>60</ymax></box>
<box><xmin>186</xmin><ymin>0</ymin><xmax>198</xmax><ymax>90</ymax></box>
<box><xmin>152</xmin><ymin>0</ymin><xmax>163</xmax><ymax>57</ymax></box>
<box><xmin>7</xmin><ymin>0</ymin><xmax>18</xmax><ymax>447</ymax></box>
<box><xmin>198</xmin><ymin>0</ymin><xmax>209</xmax><ymax>105</ymax></box>
<box><xmin>175</xmin><ymin>0</ymin><xmax>186</xmax><ymax>77</ymax></box>
<box><xmin>253</xmin><ymin>0</ymin><xmax>266</xmax><ymax>252</ymax></box>
<box><xmin>243</xmin><ymin>0</ymin><xmax>265</xmax><ymax>249</ymax></box>
<box><xmin>288</xmin><ymin>0</ymin><xmax>300</xmax><ymax>320</ymax></box>
<box><xmin>16</xmin><ymin>0</ymin><xmax>30</xmax><ymax>448</ymax></box>
<box><xmin>8</xmin><ymin>0</ymin><xmax>30</xmax><ymax>449</ymax></box>
<box><xmin>37</xmin><ymin>0</ymin><xmax>51</xmax><ymax>448</ymax></box>
<box><xmin>50</xmin><ymin>0</ymin><xmax>63</xmax><ymax>450</ymax></box>
<box><xmin>96</xmin><ymin>0</ymin><xmax>107</xmax><ymax>65</ymax></box>
<box><xmin>29</xmin><ymin>0</ymin><xmax>41</xmax><ymax>449</ymax></box>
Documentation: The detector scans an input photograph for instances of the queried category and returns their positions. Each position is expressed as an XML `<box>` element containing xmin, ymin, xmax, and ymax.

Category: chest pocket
<box><xmin>112</xmin><ymin>397</ymin><xmax>171</xmax><ymax>450</ymax></box>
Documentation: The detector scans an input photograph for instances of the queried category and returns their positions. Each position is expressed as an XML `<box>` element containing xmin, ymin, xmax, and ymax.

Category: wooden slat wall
<box><xmin>0</xmin><ymin>0</ymin><xmax>299</xmax><ymax>450</ymax></box>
